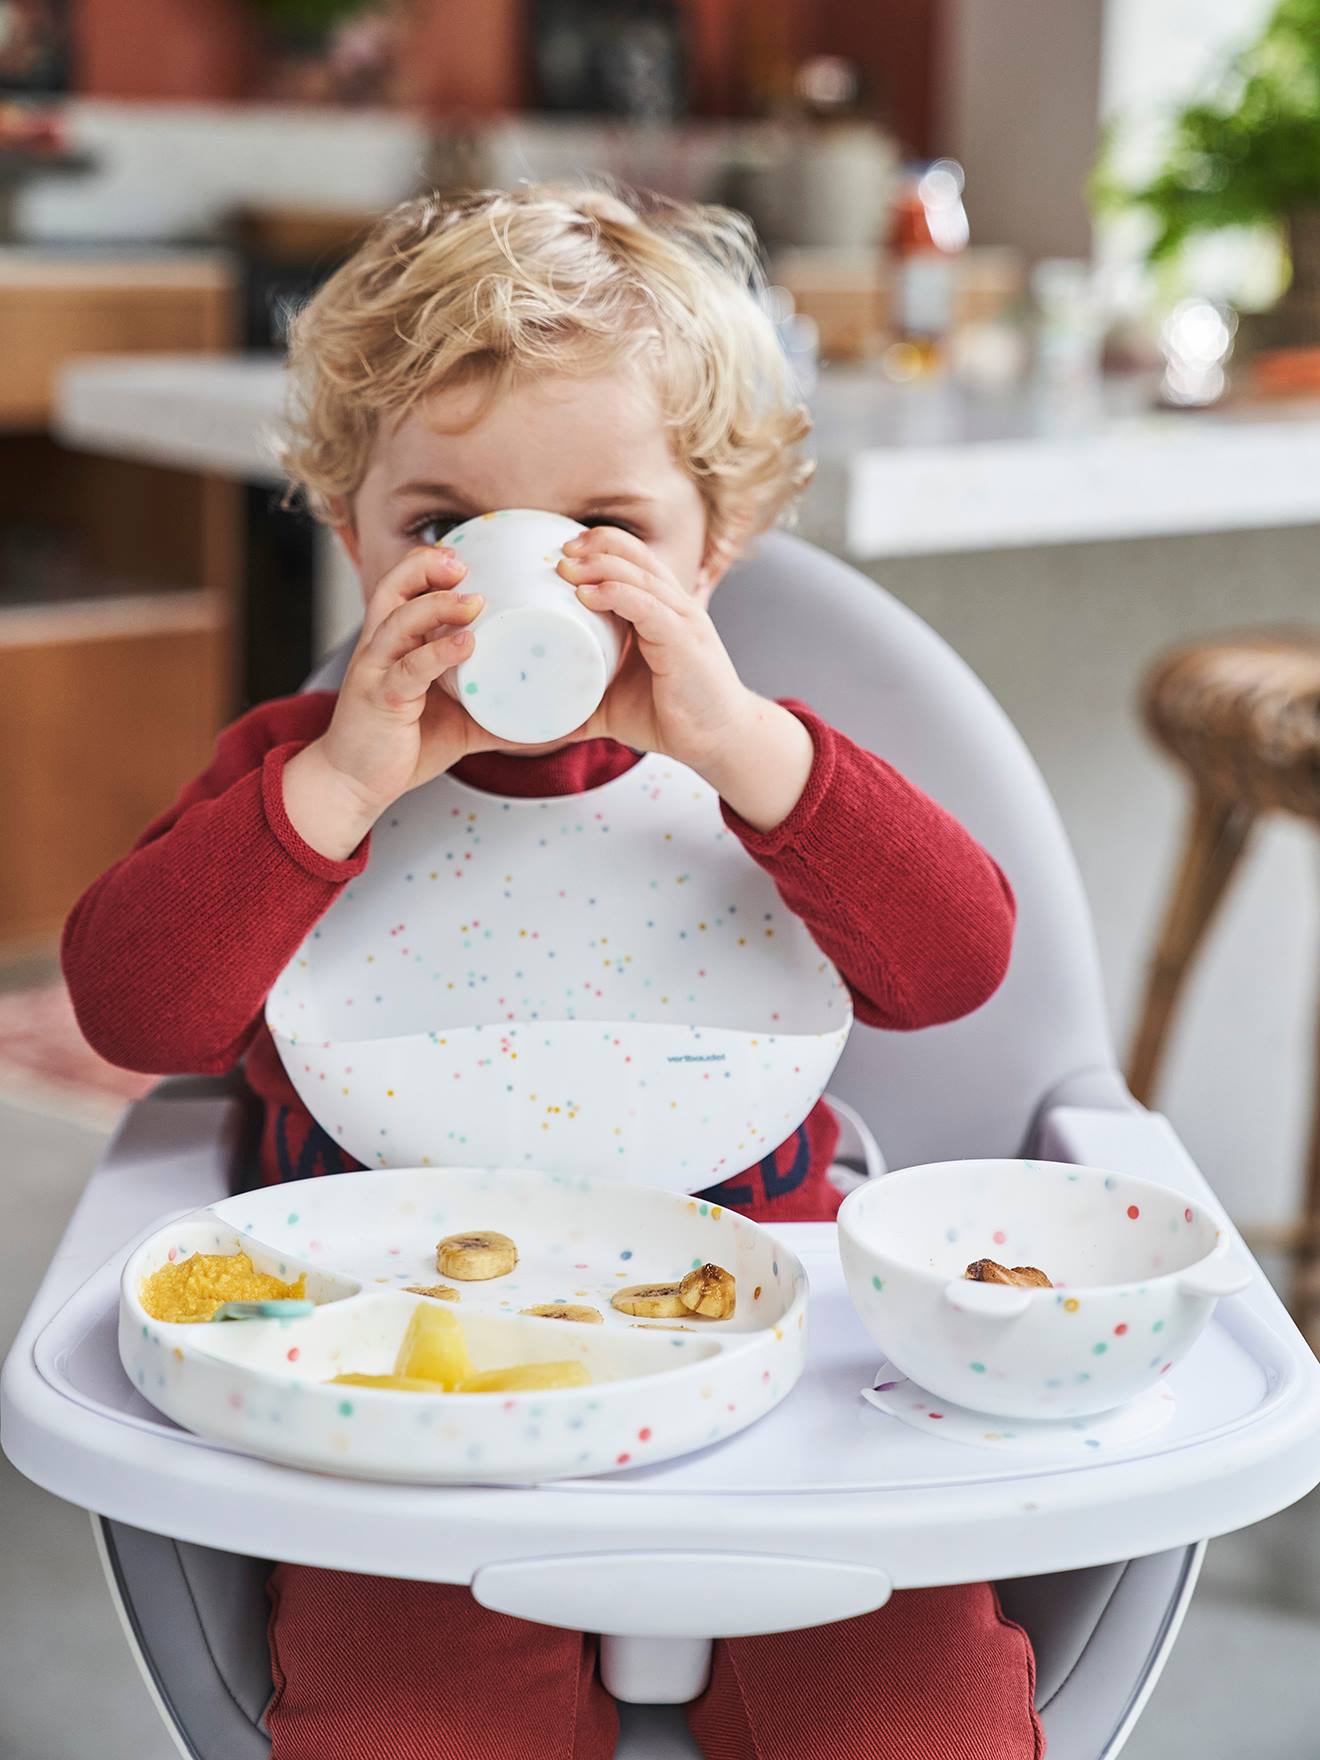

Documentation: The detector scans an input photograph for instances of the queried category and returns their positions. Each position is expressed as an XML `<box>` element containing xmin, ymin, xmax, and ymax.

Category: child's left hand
<box><xmin>557</xmin><ymin>526</ymin><xmax>752</xmax><ymax>774</ymax></box>
<box><xmin>557</xmin><ymin>526</ymin><xmax>815</xmax><ymax>833</ymax></box>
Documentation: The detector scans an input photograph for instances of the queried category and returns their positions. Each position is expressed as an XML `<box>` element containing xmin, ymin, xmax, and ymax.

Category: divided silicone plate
<box><xmin>118</xmin><ymin>1167</ymin><xmax>807</xmax><ymax>1485</ymax></box>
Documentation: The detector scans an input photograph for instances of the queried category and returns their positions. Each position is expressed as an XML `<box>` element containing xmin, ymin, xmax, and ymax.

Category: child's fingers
<box><xmin>379</xmin><ymin>629</ymin><xmax>474</xmax><ymax>706</ymax></box>
<box><xmin>562</xmin><ymin>526</ymin><xmax>684</xmax><ymax>592</ymax></box>
<box><xmin>360</xmin><ymin>546</ymin><xmax>468</xmax><ymax>643</ymax></box>
<box><xmin>360</xmin><ymin>588</ymin><xmax>482</xmax><ymax>669</ymax></box>
<box><xmin>572</xmin><ymin>575</ymin><xmax>687</xmax><ymax>647</ymax></box>
<box><xmin>558</xmin><ymin>551</ymin><xmax>692</xmax><ymax>617</ymax></box>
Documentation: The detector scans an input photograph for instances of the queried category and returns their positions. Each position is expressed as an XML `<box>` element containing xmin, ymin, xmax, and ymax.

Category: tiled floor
<box><xmin>3</xmin><ymin>1095</ymin><xmax>1319</xmax><ymax>1760</ymax></box>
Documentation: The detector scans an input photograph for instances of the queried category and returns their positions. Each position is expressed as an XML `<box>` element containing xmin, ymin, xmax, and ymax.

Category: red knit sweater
<box><xmin>62</xmin><ymin>694</ymin><xmax>1014</xmax><ymax>1220</ymax></box>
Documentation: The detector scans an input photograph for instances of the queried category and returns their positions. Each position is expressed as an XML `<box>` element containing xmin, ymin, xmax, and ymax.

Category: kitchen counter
<box><xmin>54</xmin><ymin>351</ymin><xmax>1320</xmax><ymax>559</ymax></box>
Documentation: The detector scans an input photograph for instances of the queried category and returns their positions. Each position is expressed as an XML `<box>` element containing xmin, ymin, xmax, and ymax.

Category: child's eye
<box><xmin>583</xmin><ymin>517</ymin><xmax>642</xmax><ymax>539</ymax></box>
<box><xmin>406</xmin><ymin>513</ymin><xmax>462</xmax><ymax>546</ymax></box>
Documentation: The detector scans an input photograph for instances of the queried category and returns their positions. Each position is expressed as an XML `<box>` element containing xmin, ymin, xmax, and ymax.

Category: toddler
<box><xmin>64</xmin><ymin>184</ymin><xmax>1040</xmax><ymax>1759</ymax></box>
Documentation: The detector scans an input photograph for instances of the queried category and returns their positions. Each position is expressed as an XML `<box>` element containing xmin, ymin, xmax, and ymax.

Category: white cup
<box><xmin>438</xmin><ymin>508</ymin><xmax>625</xmax><ymax>744</ymax></box>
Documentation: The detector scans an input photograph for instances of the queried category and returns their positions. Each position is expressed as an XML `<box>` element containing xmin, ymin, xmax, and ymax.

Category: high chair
<box><xmin>6</xmin><ymin>533</ymin><xmax>1320</xmax><ymax>1760</ymax></box>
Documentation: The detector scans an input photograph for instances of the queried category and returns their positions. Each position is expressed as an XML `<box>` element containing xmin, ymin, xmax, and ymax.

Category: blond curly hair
<box><xmin>279</xmin><ymin>182</ymin><xmax>813</xmax><ymax>553</ymax></box>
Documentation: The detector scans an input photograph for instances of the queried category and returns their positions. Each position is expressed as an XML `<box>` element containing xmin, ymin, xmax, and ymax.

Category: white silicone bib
<box><xmin>268</xmin><ymin>753</ymin><xmax>852</xmax><ymax>1189</ymax></box>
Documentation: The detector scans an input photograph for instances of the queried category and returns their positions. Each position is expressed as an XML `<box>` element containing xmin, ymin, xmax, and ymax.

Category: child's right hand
<box><xmin>282</xmin><ymin>546</ymin><xmax>483</xmax><ymax>861</ymax></box>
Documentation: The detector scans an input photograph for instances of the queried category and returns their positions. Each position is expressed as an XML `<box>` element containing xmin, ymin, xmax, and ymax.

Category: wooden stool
<box><xmin>1127</xmin><ymin>630</ymin><xmax>1320</xmax><ymax>1339</ymax></box>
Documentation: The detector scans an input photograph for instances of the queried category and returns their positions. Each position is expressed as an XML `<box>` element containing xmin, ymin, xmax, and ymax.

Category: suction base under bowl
<box><xmin>861</xmin><ymin>1362</ymin><xmax>1176</xmax><ymax>1458</ymax></box>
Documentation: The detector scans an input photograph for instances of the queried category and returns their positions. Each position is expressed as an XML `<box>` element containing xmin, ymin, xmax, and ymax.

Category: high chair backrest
<box><xmin>305</xmin><ymin>531</ymin><xmax>1118</xmax><ymax>1170</ymax></box>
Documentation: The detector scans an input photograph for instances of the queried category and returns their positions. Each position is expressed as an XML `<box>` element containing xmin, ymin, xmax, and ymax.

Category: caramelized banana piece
<box><xmin>1008</xmin><ymin>1265</ymin><xmax>1053</xmax><ymax>1289</ymax></box>
<box><xmin>964</xmin><ymin>1258</ymin><xmax>1014</xmax><ymax>1285</ymax></box>
<box><xmin>964</xmin><ymin>1258</ymin><xmax>1052</xmax><ymax>1290</ymax></box>
<box><xmin>612</xmin><ymin>1283</ymin><xmax>688</xmax><ymax>1318</ymax></box>
<box><xmin>520</xmin><ymin>1303</ymin><xmax>603</xmax><ymax>1324</ymax></box>
<box><xmin>679</xmin><ymin>1262</ymin><xmax>737</xmax><ymax>1320</ymax></box>
<box><xmin>405</xmin><ymin>1283</ymin><xmax>461</xmax><ymax>1302</ymax></box>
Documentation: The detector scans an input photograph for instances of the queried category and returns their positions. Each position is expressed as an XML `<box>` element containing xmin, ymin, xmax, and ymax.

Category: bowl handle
<box><xmin>942</xmin><ymin>1278</ymin><xmax>1033</xmax><ymax>1319</ymax></box>
<box><xmin>1178</xmin><ymin>1259</ymin><xmax>1251</xmax><ymax>1300</ymax></box>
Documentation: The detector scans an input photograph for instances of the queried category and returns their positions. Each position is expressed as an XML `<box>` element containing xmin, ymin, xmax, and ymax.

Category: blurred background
<box><xmin>2</xmin><ymin>1</ymin><xmax>1320</xmax><ymax>1755</ymax></box>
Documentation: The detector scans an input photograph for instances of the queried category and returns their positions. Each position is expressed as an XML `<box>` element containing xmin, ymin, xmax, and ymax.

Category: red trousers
<box><xmin>266</xmin><ymin>1164</ymin><xmax>1041</xmax><ymax>1757</ymax></box>
<box><xmin>265</xmin><ymin>1566</ymin><xmax>1043</xmax><ymax>1758</ymax></box>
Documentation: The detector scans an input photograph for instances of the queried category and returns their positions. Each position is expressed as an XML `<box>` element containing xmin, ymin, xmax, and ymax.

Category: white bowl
<box><xmin>838</xmin><ymin>1159</ymin><xmax>1249</xmax><ymax>1419</ymax></box>
<box><xmin>119</xmin><ymin>1165</ymin><xmax>809</xmax><ymax>1484</ymax></box>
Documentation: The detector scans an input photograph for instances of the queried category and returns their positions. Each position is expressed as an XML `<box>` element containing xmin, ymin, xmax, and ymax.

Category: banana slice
<box><xmin>680</xmin><ymin>1262</ymin><xmax>737</xmax><ymax>1320</ymax></box>
<box><xmin>405</xmin><ymin>1283</ymin><xmax>461</xmax><ymax>1302</ymax></box>
<box><xmin>520</xmin><ymin>1303</ymin><xmax>603</xmax><ymax>1324</ymax></box>
<box><xmin>611</xmin><ymin>1282</ymin><xmax>688</xmax><ymax>1318</ymax></box>
<box><xmin>964</xmin><ymin>1259</ymin><xmax>1053</xmax><ymax>1290</ymax></box>
<box><xmin>436</xmin><ymin>1231</ymin><xmax>518</xmax><ymax>1281</ymax></box>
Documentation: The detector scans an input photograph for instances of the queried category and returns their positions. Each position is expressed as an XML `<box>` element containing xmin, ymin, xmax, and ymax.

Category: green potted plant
<box><xmin>1098</xmin><ymin>0</ymin><xmax>1320</xmax><ymax>348</ymax></box>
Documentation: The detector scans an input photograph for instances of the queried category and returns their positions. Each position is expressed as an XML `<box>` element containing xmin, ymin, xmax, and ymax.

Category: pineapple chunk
<box><xmin>329</xmin><ymin>1373</ymin><xmax>447</xmax><ymax>1392</ymax></box>
<box><xmin>394</xmin><ymin>1305</ymin><xmax>472</xmax><ymax>1389</ymax></box>
<box><xmin>458</xmin><ymin>1361</ymin><xmax>591</xmax><ymax>1393</ymax></box>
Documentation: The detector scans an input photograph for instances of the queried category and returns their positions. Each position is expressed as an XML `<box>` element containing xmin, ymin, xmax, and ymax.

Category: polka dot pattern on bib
<box><xmin>268</xmin><ymin>755</ymin><xmax>852</xmax><ymax>1188</ymax></box>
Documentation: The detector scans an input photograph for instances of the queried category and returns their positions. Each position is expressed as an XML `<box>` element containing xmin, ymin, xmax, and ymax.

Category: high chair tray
<box><xmin>5</xmin><ymin>1093</ymin><xmax>1320</xmax><ymax>1592</ymax></box>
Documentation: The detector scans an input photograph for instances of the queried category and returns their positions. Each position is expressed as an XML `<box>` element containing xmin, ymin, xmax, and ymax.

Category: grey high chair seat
<box><xmin>84</xmin><ymin>532</ymin><xmax>1206</xmax><ymax>1758</ymax></box>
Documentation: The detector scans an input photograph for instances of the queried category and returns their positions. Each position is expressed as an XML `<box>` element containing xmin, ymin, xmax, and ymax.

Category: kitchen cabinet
<box><xmin>0</xmin><ymin>252</ymin><xmax>239</xmax><ymax>953</ymax></box>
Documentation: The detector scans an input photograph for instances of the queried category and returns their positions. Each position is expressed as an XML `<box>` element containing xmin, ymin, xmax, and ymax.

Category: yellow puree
<box><xmin>140</xmin><ymin>1251</ymin><xmax>307</xmax><ymax>1324</ymax></box>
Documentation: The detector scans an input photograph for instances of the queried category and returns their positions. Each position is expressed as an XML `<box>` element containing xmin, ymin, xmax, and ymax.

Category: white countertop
<box><xmin>55</xmin><ymin>352</ymin><xmax>1320</xmax><ymax>558</ymax></box>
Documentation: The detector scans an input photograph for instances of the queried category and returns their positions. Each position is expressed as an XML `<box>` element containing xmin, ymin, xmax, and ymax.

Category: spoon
<box><xmin>211</xmin><ymin>1299</ymin><xmax>317</xmax><ymax>1323</ymax></box>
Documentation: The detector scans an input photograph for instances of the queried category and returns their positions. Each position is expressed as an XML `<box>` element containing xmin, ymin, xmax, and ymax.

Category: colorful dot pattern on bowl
<box><xmin>843</xmin><ymin>1159</ymin><xmax>1226</xmax><ymax>1423</ymax></box>
<box><xmin>266</xmin><ymin>753</ymin><xmax>851</xmax><ymax>1185</ymax></box>
<box><xmin>122</xmin><ymin>1168</ymin><xmax>808</xmax><ymax>1486</ymax></box>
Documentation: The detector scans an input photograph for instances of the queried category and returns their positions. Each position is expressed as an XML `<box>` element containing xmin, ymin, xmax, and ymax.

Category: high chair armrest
<box><xmin>1030</xmin><ymin>1100</ymin><xmax>1298</xmax><ymax>1342</ymax></box>
<box><xmin>1031</xmin><ymin>1101</ymin><xmax>1216</xmax><ymax>1206</ymax></box>
<box><xmin>19</xmin><ymin>1086</ymin><xmax>247</xmax><ymax>1329</ymax></box>
<box><xmin>2</xmin><ymin>1083</ymin><xmax>249</xmax><ymax>1496</ymax></box>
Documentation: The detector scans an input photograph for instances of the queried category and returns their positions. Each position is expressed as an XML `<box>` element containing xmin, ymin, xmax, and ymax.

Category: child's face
<box><xmin>339</xmin><ymin>367</ymin><xmax>727</xmax><ymax>605</ymax></box>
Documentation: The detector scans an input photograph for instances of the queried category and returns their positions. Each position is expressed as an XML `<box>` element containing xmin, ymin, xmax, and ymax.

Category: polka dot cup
<box><xmin>838</xmin><ymin>1160</ymin><xmax>1249</xmax><ymax>1420</ymax></box>
<box><xmin>437</xmin><ymin>509</ymin><xmax>625</xmax><ymax>745</ymax></box>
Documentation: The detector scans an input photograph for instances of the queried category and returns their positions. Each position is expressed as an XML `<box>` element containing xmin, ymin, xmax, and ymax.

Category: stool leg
<box><xmin>1292</xmin><ymin>986</ymin><xmax>1320</xmax><ymax>1348</ymax></box>
<box><xmin>1127</xmin><ymin>788</ymin><xmax>1255</xmax><ymax>1105</ymax></box>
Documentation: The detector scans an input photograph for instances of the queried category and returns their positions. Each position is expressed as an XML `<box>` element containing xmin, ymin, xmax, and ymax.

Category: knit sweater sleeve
<box><xmin>61</xmin><ymin>692</ymin><xmax>369</xmax><ymax>1075</ymax></box>
<box><xmin>721</xmin><ymin>700</ymin><xmax>1016</xmax><ymax>1030</ymax></box>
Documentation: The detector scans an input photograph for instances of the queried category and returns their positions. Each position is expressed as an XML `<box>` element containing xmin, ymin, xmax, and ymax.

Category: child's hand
<box><xmin>558</xmin><ymin>527</ymin><xmax>753</xmax><ymax>773</ymax></box>
<box><xmin>558</xmin><ymin>527</ymin><xmax>815</xmax><ymax>832</ymax></box>
<box><xmin>282</xmin><ymin>546</ymin><xmax>483</xmax><ymax>859</ymax></box>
